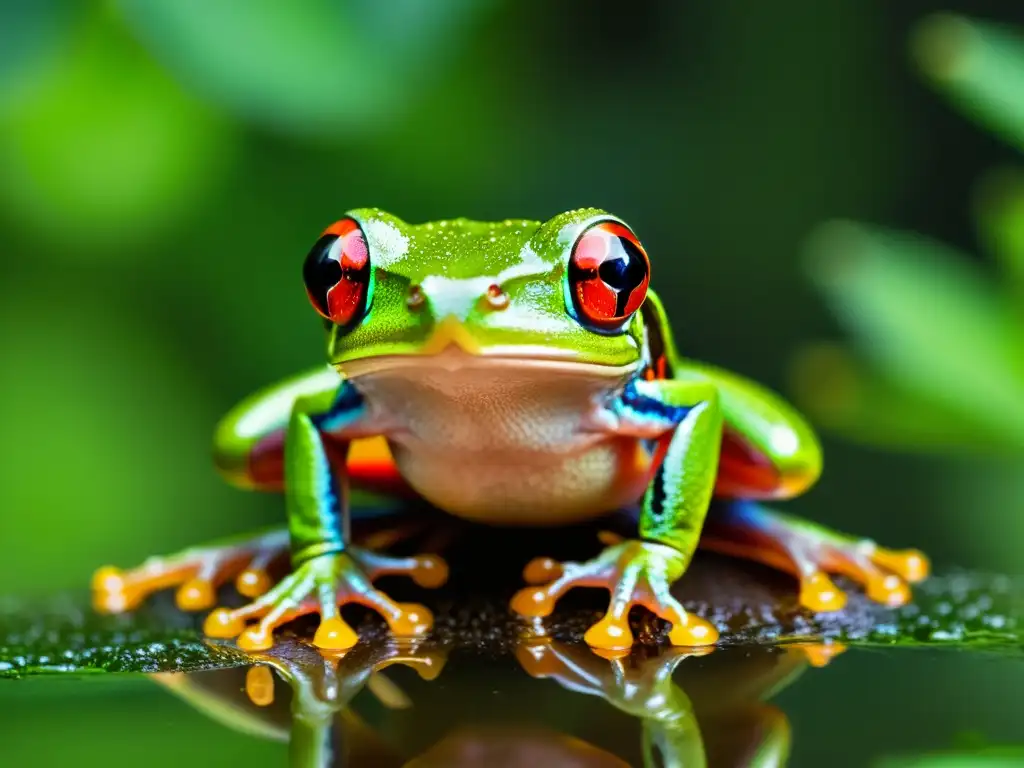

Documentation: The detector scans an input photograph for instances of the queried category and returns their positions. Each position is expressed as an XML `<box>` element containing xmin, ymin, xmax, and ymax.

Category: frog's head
<box><xmin>303</xmin><ymin>208</ymin><xmax>652</xmax><ymax>379</ymax></box>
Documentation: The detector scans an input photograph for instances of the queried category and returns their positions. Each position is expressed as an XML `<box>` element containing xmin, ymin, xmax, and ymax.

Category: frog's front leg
<box><xmin>204</xmin><ymin>384</ymin><xmax>447</xmax><ymax>652</ymax></box>
<box><xmin>512</xmin><ymin>378</ymin><xmax>723</xmax><ymax>652</ymax></box>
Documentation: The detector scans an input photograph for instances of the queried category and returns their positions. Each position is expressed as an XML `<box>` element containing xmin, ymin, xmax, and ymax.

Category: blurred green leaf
<box><xmin>789</xmin><ymin>343</ymin><xmax>1019</xmax><ymax>453</ymax></box>
<box><xmin>0</xmin><ymin>8</ymin><xmax>235</xmax><ymax>254</ymax></box>
<box><xmin>0</xmin><ymin>283</ymin><xmax>232</xmax><ymax>591</ymax></box>
<box><xmin>913</xmin><ymin>14</ymin><xmax>1024</xmax><ymax>151</ymax></box>
<box><xmin>0</xmin><ymin>1</ymin><xmax>77</xmax><ymax>107</ymax></box>
<box><xmin>803</xmin><ymin>220</ymin><xmax>1024</xmax><ymax>450</ymax></box>
<box><xmin>974</xmin><ymin>167</ymin><xmax>1024</xmax><ymax>296</ymax></box>
<box><xmin>876</xmin><ymin>746</ymin><xmax>1024</xmax><ymax>768</ymax></box>
<box><xmin>116</xmin><ymin>0</ymin><xmax>495</xmax><ymax>139</ymax></box>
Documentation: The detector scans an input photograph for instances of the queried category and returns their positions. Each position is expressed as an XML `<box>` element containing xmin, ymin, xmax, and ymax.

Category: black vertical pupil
<box><xmin>303</xmin><ymin>234</ymin><xmax>342</xmax><ymax>316</ymax></box>
<box><xmin>597</xmin><ymin>236</ymin><xmax>647</xmax><ymax>293</ymax></box>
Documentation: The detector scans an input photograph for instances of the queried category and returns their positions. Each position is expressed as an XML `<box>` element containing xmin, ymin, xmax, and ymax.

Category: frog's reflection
<box><xmin>151</xmin><ymin>638</ymin><xmax>843</xmax><ymax>767</ymax></box>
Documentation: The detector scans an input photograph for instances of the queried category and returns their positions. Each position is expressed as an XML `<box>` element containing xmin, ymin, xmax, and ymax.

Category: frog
<box><xmin>91</xmin><ymin>208</ymin><xmax>930</xmax><ymax>653</ymax></box>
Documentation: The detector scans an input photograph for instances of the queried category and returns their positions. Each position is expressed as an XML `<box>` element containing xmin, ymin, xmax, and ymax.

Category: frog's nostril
<box><xmin>407</xmin><ymin>284</ymin><xmax>426</xmax><ymax>310</ymax></box>
<box><xmin>485</xmin><ymin>283</ymin><xmax>509</xmax><ymax>310</ymax></box>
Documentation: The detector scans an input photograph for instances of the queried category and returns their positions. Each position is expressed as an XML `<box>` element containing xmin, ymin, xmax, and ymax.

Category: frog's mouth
<box><xmin>336</xmin><ymin>316</ymin><xmax>639</xmax><ymax>380</ymax></box>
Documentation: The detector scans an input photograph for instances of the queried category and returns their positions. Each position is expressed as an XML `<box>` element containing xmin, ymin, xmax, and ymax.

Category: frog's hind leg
<box><xmin>92</xmin><ymin>528</ymin><xmax>290</xmax><ymax>614</ymax></box>
<box><xmin>701</xmin><ymin>501</ymin><xmax>929</xmax><ymax>611</ymax></box>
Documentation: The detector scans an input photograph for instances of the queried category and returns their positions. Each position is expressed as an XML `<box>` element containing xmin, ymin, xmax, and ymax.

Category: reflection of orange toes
<box><xmin>792</xmin><ymin>642</ymin><xmax>847</xmax><ymax>668</ymax></box>
<box><xmin>236</xmin><ymin>569</ymin><xmax>272</xmax><ymax>598</ymax></box>
<box><xmin>513</xmin><ymin>641</ymin><xmax>550</xmax><ymax>676</ymax></box>
<box><xmin>799</xmin><ymin>572</ymin><xmax>847</xmax><ymax>613</ymax></box>
<box><xmin>388</xmin><ymin>603</ymin><xmax>434</xmax><ymax>638</ymax></box>
<box><xmin>313</xmin><ymin>617</ymin><xmax>359</xmax><ymax>650</ymax></box>
<box><xmin>510</xmin><ymin>587</ymin><xmax>556</xmax><ymax>618</ymax></box>
<box><xmin>523</xmin><ymin>557</ymin><xmax>563</xmax><ymax>585</ymax></box>
<box><xmin>203</xmin><ymin>608</ymin><xmax>245</xmax><ymax>639</ymax></box>
<box><xmin>175</xmin><ymin>579</ymin><xmax>216</xmax><ymax>611</ymax></box>
<box><xmin>245</xmin><ymin>665</ymin><xmax>276</xmax><ymax>706</ymax></box>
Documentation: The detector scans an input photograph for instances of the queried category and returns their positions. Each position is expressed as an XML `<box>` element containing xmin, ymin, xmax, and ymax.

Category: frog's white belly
<box><xmin>351</xmin><ymin>357</ymin><xmax>651</xmax><ymax>524</ymax></box>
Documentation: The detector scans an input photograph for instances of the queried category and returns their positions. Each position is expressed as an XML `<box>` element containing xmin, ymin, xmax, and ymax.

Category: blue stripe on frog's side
<box><xmin>619</xmin><ymin>377</ymin><xmax>694</xmax><ymax>429</ymax></box>
<box><xmin>312</xmin><ymin>380</ymin><xmax>366</xmax><ymax>433</ymax></box>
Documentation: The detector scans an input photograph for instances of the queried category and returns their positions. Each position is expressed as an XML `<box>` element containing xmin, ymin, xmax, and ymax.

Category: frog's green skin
<box><xmin>92</xmin><ymin>208</ymin><xmax>929</xmax><ymax>653</ymax></box>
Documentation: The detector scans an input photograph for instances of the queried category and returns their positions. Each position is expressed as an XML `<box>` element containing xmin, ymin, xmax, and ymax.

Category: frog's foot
<box><xmin>243</xmin><ymin>641</ymin><xmax>448</xmax><ymax>709</ymax></box>
<box><xmin>703</xmin><ymin>501</ymin><xmax>930</xmax><ymax>612</ymax></box>
<box><xmin>517</xmin><ymin>639</ymin><xmax>706</xmax><ymax>711</ymax></box>
<box><xmin>203</xmin><ymin>547</ymin><xmax>448</xmax><ymax>652</ymax></box>
<box><xmin>92</xmin><ymin>528</ymin><xmax>290</xmax><ymax>614</ymax></box>
<box><xmin>511</xmin><ymin>540</ymin><xmax>719</xmax><ymax>654</ymax></box>
<box><xmin>517</xmin><ymin>638</ymin><xmax>708</xmax><ymax>767</ymax></box>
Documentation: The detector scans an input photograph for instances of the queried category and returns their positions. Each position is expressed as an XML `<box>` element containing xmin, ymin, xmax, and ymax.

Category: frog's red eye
<box><xmin>568</xmin><ymin>221</ymin><xmax>650</xmax><ymax>330</ymax></box>
<box><xmin>303</xmin><ymin>217</ymin><xmax>372</xmax><ymax>329</ymax></box>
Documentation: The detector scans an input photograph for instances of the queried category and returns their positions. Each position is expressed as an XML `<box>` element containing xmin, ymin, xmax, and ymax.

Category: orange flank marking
<box><xmin>714</xmin><ymin>430</ymin><xmax>783</xmax><ymax>499</ymax></box>
<box><xmin>342</xmin><ymin>436</ymin><xmax>415</xmax><ymax>497</ymax></box>
<box><xmin>246</xmin><ymin>432</ymin><xmax>412</xmax><ymax>497</ymax></box>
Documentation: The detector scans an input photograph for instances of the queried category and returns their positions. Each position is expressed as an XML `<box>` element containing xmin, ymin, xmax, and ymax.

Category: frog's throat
<box><xmin>336</xmin><ymin>348</ymin><xmax>639</xmax><ymax>380</ymax></box>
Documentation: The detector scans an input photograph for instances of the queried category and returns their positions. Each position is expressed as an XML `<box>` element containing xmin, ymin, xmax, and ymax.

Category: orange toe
<box><xmin>175</xmin><ymin>579</ymin><xmax>216</xmax><ymax>611</ymax></box>
<box><xmin>510</xmin><ymin>587</ymin><xmax>556</xmax><ymax>618</ymax></box>
<box><xmin>91</xmin><ymin>566</ymin><xmax>125</xmax><ymax>593</ymax></box>
<box><xmin>203</xmin><ymin>608</ymin><xmax>245</xmax><ymax>639</ymax></box>
<box><xmin>410</xmin><ymin>556</ymin><xmax>449</xmax><ymax>589</ymax></box>
<box><xmin>667</xmin><ymin>615</ymin><xmax>719</xmax><ymax>647</ymax></box>
<box><xmin>312</xmin><ymin>617</ymin><xmax>359</xmax><ymax>650</ymax></box>
<box><xmin>799</xmin><ymin>572</ymin><xmax>848</xmax><ymax>613</ymax></box>
<box><xmin>523</xmin><ymin>557</ymin><xmax>564</xmax><ymax>584</ymax></box>
<box><xmin>236</xmin><ymin>568</ymin><xmax>272</xmax><ymax>598</ymax></box>
<box><xmin>866</xmin><ymin>572</ymin><xmax>911</xmax><ymax>607</ymax></box>
<box><xmin>874</xmin><ymin>548</ymin><xmax>930</xmax><ymax>583</ymax></box>
<box><xmin>388</xmin><ymin>603</ymin><xmax>433</xmax><ymax>637</ymax></box>
<box><xmin>91</xmin><ymin>567</ymin><xmax>135</xmax><ymax>613</ymax></box>
<box><xmin>583</xmin><ymin>615</ymin><xmax>634</xmax><ymax>652</ymax></box>
<box><xmin>238</xmin><ymin>625</ymin><xmax>275</xmax><ymax>652</ymax></box>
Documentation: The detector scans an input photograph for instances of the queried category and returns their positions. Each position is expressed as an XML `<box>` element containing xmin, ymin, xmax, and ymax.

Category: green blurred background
<box><xmin>1</xmin><ymin>1</ymin><xmax>1024</xmax><ymax>764</ymax></box>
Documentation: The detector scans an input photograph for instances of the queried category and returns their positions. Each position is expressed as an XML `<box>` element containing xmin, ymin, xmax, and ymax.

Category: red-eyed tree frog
<box><xmin>92</xmin><ymin>209</ymin><xmax>929</xmax><ymax>653</ymax></box>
